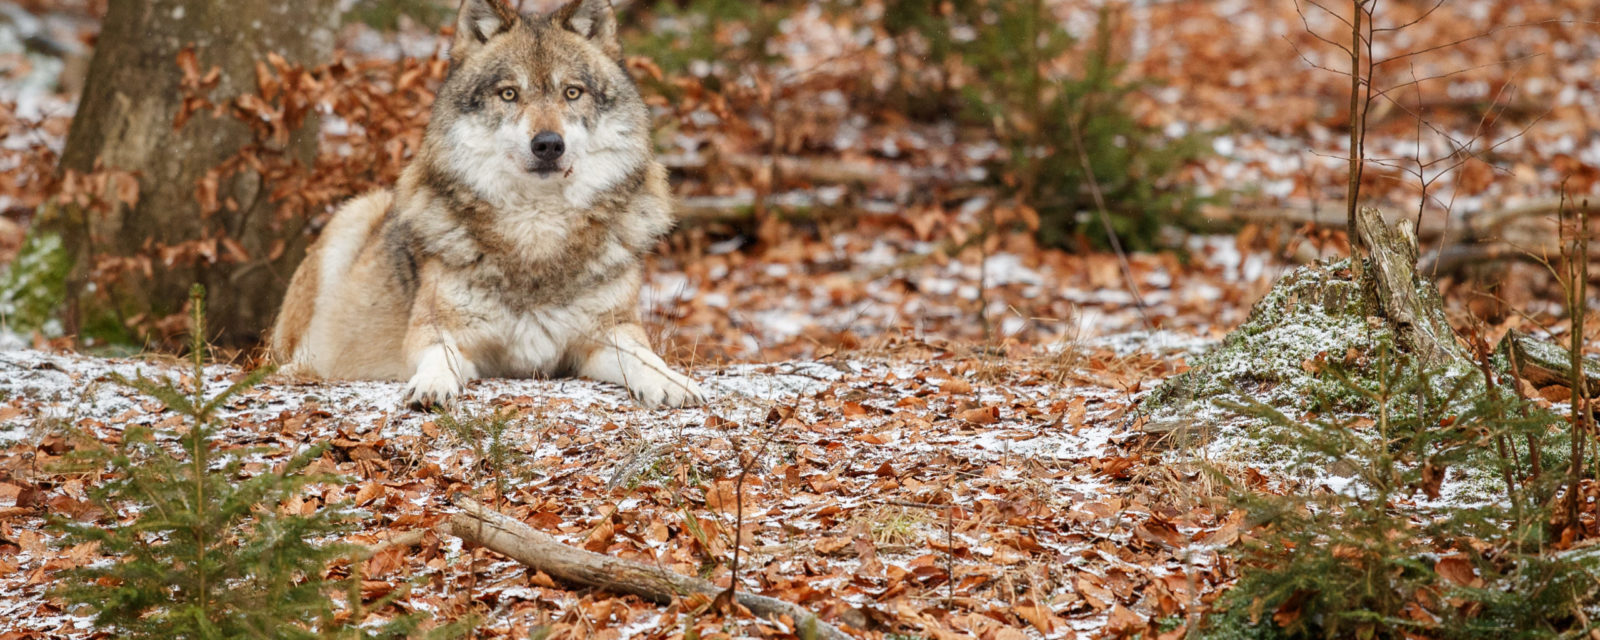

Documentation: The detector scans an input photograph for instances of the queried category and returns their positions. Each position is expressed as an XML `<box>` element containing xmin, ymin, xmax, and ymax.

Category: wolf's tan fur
<box><xmin>269</xmin><ymin>0</ymin><xmax>703</xmax><ymax>408</ymax></box>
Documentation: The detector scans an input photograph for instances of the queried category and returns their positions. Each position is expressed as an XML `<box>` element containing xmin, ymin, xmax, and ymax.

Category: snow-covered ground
<box><xmin>0</xmin><ymin>337</ymin><xmax>1228</xmax><ymax>638</ymax></box>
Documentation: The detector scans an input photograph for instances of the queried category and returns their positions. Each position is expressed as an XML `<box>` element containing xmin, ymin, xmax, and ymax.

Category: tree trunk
<box><xmin>52</xmin><ymin>0</ymin><xmax>340</xmax><ymax>346</ymax></box>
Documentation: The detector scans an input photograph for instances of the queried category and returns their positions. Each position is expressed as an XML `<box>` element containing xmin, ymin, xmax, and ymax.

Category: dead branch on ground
<box><xmin>438</xmin><ymin>495</ymin><xmax>851</xmax><ymax>640</ymax></box>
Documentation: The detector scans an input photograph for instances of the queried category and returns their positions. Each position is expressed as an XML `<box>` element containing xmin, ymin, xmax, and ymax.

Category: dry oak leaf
<box><xmin>583</xmin><ymin>518</ymin><xmax>615</xmax><ymax>552</ymax></box>
<box><xmin>941</xmin><ymin>378</ymin><xmax>974</xmax><ymax>394</ymax></box>
<box><xmin>1013</xmin><ymin>599</ymin><xmax>1058</xmax><ymax>633</ymax></box>
<box><xmin>815</xmin><ymin>536</ymin><xmax>851</xmax><ymax>555</ymax></box>
<box><xmin>1076</xmin><ymin>575</ymin><xmax>1113</xmax><ymax>609</ymax></box>
<box><xmin>1105</xmin><ymin>604</ymin><xmax>1145</xmax><ymax>633</ymax></box>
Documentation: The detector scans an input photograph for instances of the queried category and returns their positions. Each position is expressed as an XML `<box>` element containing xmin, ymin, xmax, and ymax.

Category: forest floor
<box><xmin>2</xmin><ymin>0</ymin><xmax>1599</xmax><ymax>638</ymax></box>
<box><xmin>0</xmin><ymin>332</ymin><xmax>1206</xmax><ymax>639</ymax></box>
<box><xmin>0</xmin><ymin>231</ymin><xmax>1251</xmax><ymax>639</ymax></box>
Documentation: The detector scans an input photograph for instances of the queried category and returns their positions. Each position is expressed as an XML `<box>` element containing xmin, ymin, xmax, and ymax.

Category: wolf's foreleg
<box><xmin>576</xmin><ymin>323</ymin><xmax>705</xmax><ymax>408</ymax></box>
<box><xmin>401</xmin><ymin>277</ymin><xmax>479</xmax><ymax>408</ymax></box>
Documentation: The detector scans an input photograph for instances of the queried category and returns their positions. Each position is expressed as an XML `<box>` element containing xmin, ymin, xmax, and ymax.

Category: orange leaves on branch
<box><xmin>167</xmin><ymin>44</ymin><xmax>449</xmax><ymax>272</ymax></box>
<box><xmin>174</xmin><ymin>44</ymin><xmax>221</xmax><ymax>131</ymax></box>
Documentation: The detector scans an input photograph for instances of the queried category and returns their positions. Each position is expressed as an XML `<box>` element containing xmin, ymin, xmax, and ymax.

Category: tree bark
<box><xmin>52</xmin><ymin>0</ymin><xmax>341</xmax><ymax>346</ymax></box>
<box><xmin>1355</xmin><ymin>206</ymin><xmax>1467</xmax><ymax>366</ymax></box>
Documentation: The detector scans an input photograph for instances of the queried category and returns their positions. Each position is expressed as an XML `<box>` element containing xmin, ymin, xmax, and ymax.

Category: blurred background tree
<box><xmin>896</xmin><ymin>1</ymin><xmax>1211</xmax><ymax>251</ymax></box>
<box><xmin>48</xmin><ymin>0</ymin><xmax>342</xmax><ymax>346</ymax></box>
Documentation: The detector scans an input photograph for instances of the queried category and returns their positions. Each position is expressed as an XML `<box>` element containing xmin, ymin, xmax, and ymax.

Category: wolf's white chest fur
<box><xmin>452</xmin><ymin>272</ymin><xmax>635</xmax><ymax>375</ymax></box>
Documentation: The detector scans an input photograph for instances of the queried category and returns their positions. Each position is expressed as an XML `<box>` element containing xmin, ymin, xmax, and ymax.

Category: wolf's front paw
<box><xmin>403</xmin><ymin>363</ymin><xmax>463</xmax><ymax>409</ymax></box>
<box><xmin>404</xmin><ymin>344</ymin><xmax>474</xmax><ymax>409</ymax></box>
<box><xmin>629</xmin><ymin>369</ymin><xmax>706</xmax><ymax>409</ymax></box>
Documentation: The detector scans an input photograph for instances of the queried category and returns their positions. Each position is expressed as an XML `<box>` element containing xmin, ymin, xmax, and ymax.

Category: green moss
<box><xmin>1142</xmin><ymin>258</ymin><xmax>1507</xmax><ymax>495</ymax></box>
<box><xmin>0</xmin><ymin>230</ymin><xmax>71</xmax><ymax>337</ymax></box>
<box><xmin>1143</xmin><ymin>259</ymin><xmax>1393</xmax><ymax>433</ymax></box>
<box><xmin>1196</xmin><ymin>597</ymin><xmax>1286</xmax><ymax>640</ymax></box>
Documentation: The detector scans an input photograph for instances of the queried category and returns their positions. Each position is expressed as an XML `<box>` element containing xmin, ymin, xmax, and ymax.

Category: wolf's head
<box><xmin>428</xmin><ymin>0</ymin><xmax>651</xmax><ymax>207</ymax></box>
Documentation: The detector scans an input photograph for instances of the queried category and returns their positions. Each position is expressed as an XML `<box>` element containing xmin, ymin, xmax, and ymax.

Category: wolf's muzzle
<box><xmin>532</xmin><ymin>131</ymin><xmax>566</xmax><ymax>161</ymax></box>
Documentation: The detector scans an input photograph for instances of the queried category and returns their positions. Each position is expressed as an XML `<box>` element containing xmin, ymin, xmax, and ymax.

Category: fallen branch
<box><xmin>661</xmin><ymin>153</ymin><xmax>885</xmax><ymax>187</ymax></box>
<box><xmin>1500</xmin><ymin>330</ymin><xmax>1600</xmax><ymax>394</ymax></box>
<box><xmin>354</xmin><ymin>529</ymin><xmax>426</xmax><ymax>561</ymax></box>
<box><xmin>439</xmin><ymin>496</ymin><xmax>851</xmax><ymax>640</ymax></box>
<box><xmin>675</xmin><ymin>193</ymin><xmax>861</xmax><ymax>226</ymax></box>
<box><xmin>1416</xmin><ymin>241</ymin><xmax>1600</xmax><ymax>275</ymax></box>
<box><xmin>1211</xmin><ymin>198</ymin><xmax>1594</xmax><ymax>237</ymax></box>
<box><xmin>1211</xmin><ymin>201</ymin><xmax>1595</xmax><ymax>275</ymax></box>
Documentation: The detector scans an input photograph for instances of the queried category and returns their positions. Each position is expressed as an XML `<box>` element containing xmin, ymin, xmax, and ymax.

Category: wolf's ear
<box><xmin>452</xmin><ymin>0</ymin><xmax>518</xmax><ymax>61</ymax></box>
<box><xmin>555</xmin><ymin>0</ymin><xmax>622</xmax><ymax>61</ymax></box>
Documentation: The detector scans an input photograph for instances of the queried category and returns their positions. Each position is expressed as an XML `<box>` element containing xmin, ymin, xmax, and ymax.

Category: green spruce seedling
<box><xmin>50</xmin><ymin>284</ymin><xmax>458</xmax><ymax>639</ymax></box>
<box><xmin>1201</xmin><ymin>338</ymin><xmax>1600</xmax><ymax>639</ymax></box>
<box><xmin>435</xmin><ymin>407</ymin><xmax>525</xmax><ymax>506</ymax></box>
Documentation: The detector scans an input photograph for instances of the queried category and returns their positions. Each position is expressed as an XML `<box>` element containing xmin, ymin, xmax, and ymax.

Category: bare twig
<box><xmin>353</xmin><ymin>529</ymin><xmax>427</xmax><ymax>562</ymax></box>
<box><xmin>722</xmin><ymin>427</ymin><xmax>776</xmax><ymax>612</ymax></box>
<box><xmin>1345</xmin><ymin>0</ymin><xmax>1368</xmax><ymax>270</ymax></box>
<box><xmin>1562</xmin><ymin>194</ymin><xmax>1590</xmax><ymax>529</ymax></box>
<box><xmin>1066</xmin><ymin>117</ymin><xmax>1152</xmax><ymax>331</ymax></box>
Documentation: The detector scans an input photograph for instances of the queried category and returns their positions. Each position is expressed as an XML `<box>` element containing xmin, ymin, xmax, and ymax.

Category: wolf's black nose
<box><xmin>531</xmin><ymin>131</ymin><xmax>565</xmax><ymax>161</ymax></box>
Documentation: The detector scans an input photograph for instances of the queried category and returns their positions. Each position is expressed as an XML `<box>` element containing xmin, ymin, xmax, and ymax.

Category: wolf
<box><xmin>269</xmin><ymin>0</ymin><xmax>705</xmax><ymax>409</ymax></box>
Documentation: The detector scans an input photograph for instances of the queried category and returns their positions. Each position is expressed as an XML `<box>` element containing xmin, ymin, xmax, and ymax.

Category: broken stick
<box><xmin>439</xmin><ymin>496</ymin><xmax>851</xmax><ymax>640</ymax></box>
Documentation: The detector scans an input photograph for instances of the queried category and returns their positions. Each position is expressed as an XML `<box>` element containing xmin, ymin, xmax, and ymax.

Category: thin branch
<box><xmin>1375</xmin><ymin>19</ymin><xmax>1595</xmax><ymax>67</ymax></box>
<box><xmin>1301</xmin><ymin>0</ymin><xmax>1354</xmax><ymax>29</ymax></box>
<box><xmin>1065</xmin><ymin>117</ymin><xmax>1152</xmax><ymax>331</ymax></box>
<box><xmin>1371</xmin><ymin>0</ymin><xmax>1446</xmax><ymax>34</ymax></box>
<box><xmin>1291</xmin><ymin>0</ymin><xmax>1356</xmax><ymax>54</ymax></box>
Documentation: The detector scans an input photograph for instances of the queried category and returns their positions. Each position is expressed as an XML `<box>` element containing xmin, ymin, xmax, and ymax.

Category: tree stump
<box><xmin>1354</xmin><ymin>206</ymin><xmax>1467</xmax><ymax>366</ymax></box>
<box><xmin>1139</xmin><ymin>207</ymin><xmax>1473</xmax><ymax>444</ymax></box>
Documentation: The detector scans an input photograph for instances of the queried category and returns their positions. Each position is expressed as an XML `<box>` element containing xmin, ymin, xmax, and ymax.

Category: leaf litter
<box><xmin>0</xmin><ymin>313</ymin><xmax>1227</xmax><ymax>638</ymax></box>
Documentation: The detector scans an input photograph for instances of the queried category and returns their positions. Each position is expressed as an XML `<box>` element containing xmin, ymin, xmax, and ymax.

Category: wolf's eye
<box><xmin>564</xmin><ymin>86</ymin><xmax>584</xmax><ymax>101</ymax></box>
<box><xmin>498</xmin><ymin>87</ymin><xmax>518</xmax><ymax>102</ymax></box>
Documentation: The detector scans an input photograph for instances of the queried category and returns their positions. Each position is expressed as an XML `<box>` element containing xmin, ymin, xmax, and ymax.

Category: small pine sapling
<box><xmin>50</xmin><ymin>285</ymin><xmax>454</xmax><ymax>639</ymax></box>
<box><xmin>1202</xmin><ymin>338</ymin><xmax>1599</xmax><ymax>639</ymax></box>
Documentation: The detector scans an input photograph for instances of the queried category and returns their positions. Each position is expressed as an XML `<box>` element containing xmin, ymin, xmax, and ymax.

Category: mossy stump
<box><xmin>1139</xmin><ymin>208</ymin><xmax>1475</xmax><ymax>446</ymax></box>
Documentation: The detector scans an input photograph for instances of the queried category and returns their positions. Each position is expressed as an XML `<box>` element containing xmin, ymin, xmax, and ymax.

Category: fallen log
<box><xmin>675</xmin><ymin>193</ymin><xmax>862</xmax><ymax>226</ymax></box>
<box><xmin>1500</xmin><ymin>330</ymin><xmax>1600</xmax><ymax>393</ymax></box>
<box><xmin>1208</xmin><ymin>198</ymin><xmax>1594</xmax><ymax>235</ymax></box>
<box><xmin>439</xmin><ymin>496</ymin><xmax>851</xmax><ymax>640</ymax></box>
<box><xmin>660</xmin><ymin>153</ymin><xmax>886</xmax><ymax>187</ymax></box>
<box><xmin>1207</xmin><ymin>201</ymin><xmax>1595</xmax><ymax>275</ymax></box>
<box><xmin>1416</xmin><ymin>241</ymin><xmax>1600</xmax><ymax>275</ymax></box>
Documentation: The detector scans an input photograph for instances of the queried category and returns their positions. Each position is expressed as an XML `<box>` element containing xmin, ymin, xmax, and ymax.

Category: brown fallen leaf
<box><xmin>957</xmin><ymin>405</ymin><xmax>999</xmax><ymax>424</ymax></box>
<box><xmin>1435</xmin><ymin>555</ymin><xmax>1482</xmax><ymax>588</ymax></box>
